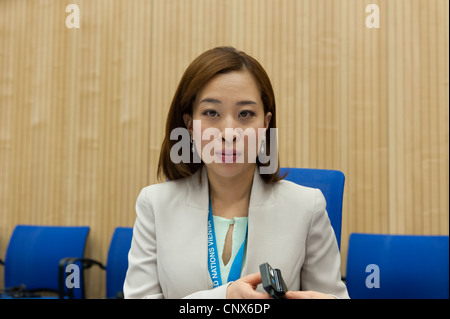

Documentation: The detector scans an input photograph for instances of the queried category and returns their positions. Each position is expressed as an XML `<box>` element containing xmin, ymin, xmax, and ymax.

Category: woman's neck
<box><xmin>207</xmin><ymin>165</ymin><xmax>255</xmax><ymax>218</ymax></box>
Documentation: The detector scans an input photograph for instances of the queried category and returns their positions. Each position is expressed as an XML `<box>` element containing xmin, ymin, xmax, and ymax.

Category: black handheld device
<box><xmin>259</xmin><ymin>262</ymin><xmax>288</xmax><ymax>299</ymax></box>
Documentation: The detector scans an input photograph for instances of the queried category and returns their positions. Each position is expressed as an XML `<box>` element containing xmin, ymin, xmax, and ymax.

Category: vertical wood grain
<box><xmin>0</xmin><ymin>0</ymin><xmax>448</xmax><ymax>297</ymax></box>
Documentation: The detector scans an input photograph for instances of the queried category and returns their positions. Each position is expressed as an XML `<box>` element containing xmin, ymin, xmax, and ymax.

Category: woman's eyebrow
<box><xmin>199</xmin><ymin>98</ymin><xmax>257</xmax><ymax>106</ymax></box>
<box><xmin>235</xmin><ymin>100</ymin><xmax>257</xmax><ymax>106</ymax></box>
<box><xmin>199</xmin><ymin>98</ymin><xmax>221</xmax><ymax>105</ymax></box>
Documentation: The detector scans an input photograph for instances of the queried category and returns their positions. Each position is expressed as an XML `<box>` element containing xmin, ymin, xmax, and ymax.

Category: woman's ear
<box><xmin>264</xmin><ymin>112</ymin><xmax>272</xmax><ymax>130</ymax></box>
<box><xmin>183</xmin><ymin>113</ymin><xmax>193</xmax><ymax>135</ymax></box>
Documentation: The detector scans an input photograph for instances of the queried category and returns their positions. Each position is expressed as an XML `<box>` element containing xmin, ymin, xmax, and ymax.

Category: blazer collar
<box><xmin>185</xmin><ymin>165</ymin><xmax>275</xmax><ymax>211</ymax></box>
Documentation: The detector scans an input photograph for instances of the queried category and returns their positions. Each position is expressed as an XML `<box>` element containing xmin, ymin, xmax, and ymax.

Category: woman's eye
<box><xmin>240</xmin><ymin>110</ymin><xmax>255</xmax><ymax>118</ymax></box>
<box><xmin>203</xmin><ymin>110</ymin><xmax>218</xmax><ymax>117</ymax></box>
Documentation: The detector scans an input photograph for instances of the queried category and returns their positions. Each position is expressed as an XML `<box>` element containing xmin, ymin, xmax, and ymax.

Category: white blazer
<box><xmin>124</xmin><ymin>166</ymin><xmax>349</xmax><ymax>299</ymax></box>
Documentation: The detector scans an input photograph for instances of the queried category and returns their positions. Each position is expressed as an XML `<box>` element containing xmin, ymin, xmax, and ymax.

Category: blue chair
<box><xmin>1</xmin><ymin>225</ymin><xmax>90</xmax><ymax>299</ymax></box>
<box><xmin>346</xmin><ymin>233</ymin><xmax>449</xmax><ymax>299</ymax></box>
<box><xmin>280</xmin><ymin>167</ymin><xmax>345</xmax><ymax>249</ymax></box>
<box><xmin>61</xmin><ymin>227</ymin><xmax>133</xmax><ymax>298</ymax></box>
<box><xmin>105</xmin><ymin>227</ymin><xmax>133</xmax><ymax>298</ymax></box>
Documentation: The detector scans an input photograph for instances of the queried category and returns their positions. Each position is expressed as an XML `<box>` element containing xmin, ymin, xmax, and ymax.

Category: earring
<box><xmin>260</xmin><ymin>137</ymin><xmax>266</xmax><ymax>154</ymax></box>
<box><xmin>191</xmin><ymin>138</ymin><xmax>195</xmax><ymax>153</ymax></box>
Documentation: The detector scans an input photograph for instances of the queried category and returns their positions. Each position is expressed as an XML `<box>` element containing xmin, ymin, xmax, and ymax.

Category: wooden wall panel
<box><xmin>0</xmin><ymin>0</ymin><xmax>448</xmax><ymax>298</ymax></box>
<box><xmin>387</xmin><ymin>0</ymin><xmax>449</xmax><ymax>236</ymax></box>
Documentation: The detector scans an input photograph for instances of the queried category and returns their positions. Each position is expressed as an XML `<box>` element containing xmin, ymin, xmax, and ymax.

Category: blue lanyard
<box><xmin>207</xmin><ymin>192</ymin><xmax>248</xmax><ymax>288</ymax></box>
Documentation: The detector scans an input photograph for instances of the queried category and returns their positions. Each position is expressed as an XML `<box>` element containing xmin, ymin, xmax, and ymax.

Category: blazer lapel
<box><xmin>243</xmin><ymin>167</ymin><xmax>276</xmax><ymax>278</ymax></box>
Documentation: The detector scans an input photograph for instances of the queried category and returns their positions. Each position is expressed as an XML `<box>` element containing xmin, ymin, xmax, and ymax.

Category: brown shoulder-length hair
<box><xmin>157</xmin><ymin>46</ymin><xmax>285</xmax><ymax>184</ymax></box>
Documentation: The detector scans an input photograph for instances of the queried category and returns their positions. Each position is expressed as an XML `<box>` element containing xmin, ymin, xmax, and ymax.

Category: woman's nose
<box><xmin>222</xmin><ymin>133</ymin><xmax>236</xmax><ymax>143</ymax></box>
<box><xmin>220</xmin><ymin>116</ymin><xmax>237</xmax><ymax>142</ymax></box>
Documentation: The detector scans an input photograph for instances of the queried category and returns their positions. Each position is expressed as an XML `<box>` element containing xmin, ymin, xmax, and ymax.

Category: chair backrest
<box><xmin>280</xmin><ymin>167</ymin><xmax>345</xmax><ymax>249</ymax></box>
<box><xmin>105</xmin><ymin>227</ymin><xmax>133</xmax><ymax>298</ymax></box>
<box><xmin>346</xmin><ymin>233</ymin><xmax>449</xmax><ymax>299</ymax></box>
<box><xmin>4</xmin><ymin>225</ymin><xmax>89</xmax><ymax>298</ymax></box>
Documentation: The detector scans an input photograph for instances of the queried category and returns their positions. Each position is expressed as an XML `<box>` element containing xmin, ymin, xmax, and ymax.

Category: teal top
<box><xmin>212</xmin><ymin>215</ymin><xmax>248</xmax><ymax>285</ymax></box>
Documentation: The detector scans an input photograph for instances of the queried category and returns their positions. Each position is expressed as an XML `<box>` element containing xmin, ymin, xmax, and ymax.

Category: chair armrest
<box><xmin>58</xmin><ymin>257</ymin><xmax>106</xmax><ymax>299</ymax></box>
<box><xmin>78</xmin><ymin>258</ymin><xmax>106</xmax><ymax>270</ymax></box>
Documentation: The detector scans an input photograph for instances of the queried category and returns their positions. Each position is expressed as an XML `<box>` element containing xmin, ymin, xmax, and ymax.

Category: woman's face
<box><xmin>184</xmin><ymin>70</ymin><xmax>272</xmax><ymax>179</ymax></box>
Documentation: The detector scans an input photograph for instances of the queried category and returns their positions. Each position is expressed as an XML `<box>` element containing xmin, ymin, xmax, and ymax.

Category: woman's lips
<box><xmin>215</xmin><ymin>150</ymin><xmax>241</xmax><ymax>162</ymax></box>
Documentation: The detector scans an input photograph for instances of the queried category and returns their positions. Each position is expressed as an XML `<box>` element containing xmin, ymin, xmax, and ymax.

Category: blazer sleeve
<box><xmin>124</xmin><ymin>188</ymin><xmax>163</xmax><ymax>299</ymax></box>
<box><xmin>300</xmin><ymin>189</ymin><xmax>350</xmax><ymax>299</ymax></box>
<box><xmin>182</xmin><ymin>283</ymin><xmax>231</xmax><ymax>299</ymax></box>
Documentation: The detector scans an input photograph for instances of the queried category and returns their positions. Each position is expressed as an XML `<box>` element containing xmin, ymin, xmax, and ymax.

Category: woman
<box><xmin>124</xmin><ymin>47</ymin><xmax>349</xmax><ymax>299</ymax></box>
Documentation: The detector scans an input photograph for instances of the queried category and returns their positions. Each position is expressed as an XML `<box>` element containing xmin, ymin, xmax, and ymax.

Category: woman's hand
<box><xmin>285</xmin><ymin>291</ymin><xmax>336</xmax><ymax>299</ymax></box>
<box><xmin>226</xmin><ymin>272</ymin><xmax>336</xmax><ymax>299</ymax></box>
<box><xmin>226</xmin><ymin>273</ymin><xmax>271</xmax><ymax>299</ymax></box>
